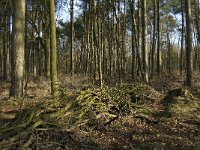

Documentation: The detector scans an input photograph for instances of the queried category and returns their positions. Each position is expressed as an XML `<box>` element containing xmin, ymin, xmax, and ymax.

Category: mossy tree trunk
<box><xmin>44</xmin><ymin>27</ymin><xmax>50</xmax><ymax>77</ymax></box>
<box><xmin>44</xmin><ymin>0</ymin><xmax>50</xmax><ymax>77</ymax></box>
<box><xmin>141</xmin><ymin>0</ymin><xmax>149</xmax><ymax>82</ymax></box>
<box><xmin>49</xmin><ymin>0</ymin><xmax>58</xmax><ymax>96</ymax></box>
<box><xmin>10</xmin><ymin>0</ymin><xmax>26</xmax><ymax>98</ymax></box>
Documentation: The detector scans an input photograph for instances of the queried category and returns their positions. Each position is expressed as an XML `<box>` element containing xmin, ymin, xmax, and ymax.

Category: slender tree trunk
<box><xmin>8</xmin><ymin>13</ymin><xmax>11</xmax><ymax>78</ymax></box>
<box><xmin>194</xmin><ymin>0</ymin><xmax>200</xmax><ymax>44</ymax></box>
<box><xmin>3</xmin><ymin>13</ymin><xmax>7</xmax><ymax>81</ymax></box>
<box><xmin>25</xmin><ymin>2</ymin><xmax>30</xmax><ymax>78</ymax></box>
<box><xmin>102</xmin><ymin>0</ymin><xmax>107</xmax><ymax>77</ymax></box>
<box><xmin>137</xmin><ymin>0</ymin><xmax>143</xmax><ymax>78</ymax></box>
<box><xmin>44</xmin><ymin>27</ymin><xmax>50</xmax><ymax>77</ymax></box>
<box><xmin>185</xmin><ymin>0</ymin><xmax>193</xmax><ymax>86</ymax></box>
<box><xmin>108</xmin><ymin>14</ymin><xmax>113</xmax><ymax>77</ymax></box>
<box><xmin>129</xmin><ymin>0</ymin><xmax>136</xmax><ymax>81</ymax></box>
<box><xmin>91</xmin><ymin>0</ymin><xmax>97</xmax><ymax>82</ymax></box>
<box><xmin>97</xmin><ymin>0</ymin><xmax>103</xmax><ymax>89</ymax></box>
<box><xmin>180</xmin><ymin>0</ymin><xmax>185</xmax><ymax>75</ymax></box>
<box><xmin>43</xmin><ymin>0</ymin><xmax>50</xmax><ymax>77</ymax></box>
<box><xmin>10</xmin><ymin>0</ymin><xmax>26</xmax><ymax>98</ymax></box>
<box><xmin>70</xmin><ymin>0</ymin><xmax>75</xmax><ymax>75</ymax></box>
<box><xmin>156</xmin><ymin>0</ymin><xmax>161</xmax><ymax>76</ymax></box>
<box><xmin>116</xmin><ymin>0</ymin><xmax>122</xmax><ymax>83</ymax></box>
<box><xmin>141</xmin><ymin>0</ymin><xmax>149</xmax><ymax>82</ymax></box>
<box><xmin>49</xmin><ymin>0</ymin><xmax>58</xmax><ymax>96</ymax></box>
<box><xmin>121</xmin><ymin>0</ymin><xmax>127</xmax><ymax>78</ymax></box>
<box><xmin>0</xmin><ymin>43</ymin><xmax>2</xmax><ymax>80</ymax></box>
<box><xmin>151</xmin><ymin>0</ymin><xmax>156</xmax><ymax>78</ymax></box>
<box><xmin>167</xmin><ymin>32</ymin><xmax>171</xmax><ymax>74</ymax></box>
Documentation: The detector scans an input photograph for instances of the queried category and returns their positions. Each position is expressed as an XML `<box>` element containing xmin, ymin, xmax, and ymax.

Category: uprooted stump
<box><xmin>161</xmin><ymin>88</ymin><xmax>198</xmax><ymax>118</ymax></box>
<box><xmin>163</xmin><ymin>88</ymin><xmax>194</xmax><ymax>104</ymax></box>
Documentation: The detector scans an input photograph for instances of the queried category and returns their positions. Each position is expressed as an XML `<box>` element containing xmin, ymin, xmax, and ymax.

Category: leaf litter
<box><xmin>0</xmin><ymin>74</ymin><xmax>200</xmax><ymax>150</ymax></box>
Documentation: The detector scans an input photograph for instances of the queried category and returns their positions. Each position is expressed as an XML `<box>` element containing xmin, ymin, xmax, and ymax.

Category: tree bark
<box><xmin>185</xmin><ymin>0</ymin><xmax>193</xmax><ymax>86</ymax></box>
<box><xmin>129</xmin><ymin>0</ymin><xmax>136</xmax><ymax>81</ymax></box>
<box><xmin>180</xmin><ymin>0</ymin><xmax>185</xmax><ymax>75</ymax></box>
<box><xmin>70</xmin><ymin>0</ymin><xmax>75</xmax><ymax>75</ymax></box>
<box><xmin>3</xmin><ymin>13</ymin><xmax>7</xmax><ymax>81</ymax></box>
<box><xmin>156</xmin><ymin>0</ymin><xmax>161</xmax><ymax>76</ymax></box>
<box><xmin>151</xmin><ymin>0</ymin><xmax>156</xmax><ymax>78</ymax></box>
<box><xmin>10</xmin><ymin>0</ymin><xmax>26</xmax><ymax>98</ymax></box>
<box><xmin>141</xmin><ymin>0</ymin><xmax>149</xmax><ymax>82</ymax></box>
<box><xmin>49</xmin><ymin>0</ymin><xmax>58</xmax><ymax>96</ymax></box>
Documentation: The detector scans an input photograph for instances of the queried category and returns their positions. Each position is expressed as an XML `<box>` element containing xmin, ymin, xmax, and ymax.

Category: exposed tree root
<box><xmin>0</xmin><ymin>98</ymin><xmax>74</xmax><ymax>147</ymax></box>
<box><xmin>0</xmin><ymin>84</ymin><xmax>162</xmax><ymax>148</ymax></box>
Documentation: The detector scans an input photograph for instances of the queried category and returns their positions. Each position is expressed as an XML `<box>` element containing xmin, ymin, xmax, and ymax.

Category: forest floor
<box><xmin>0</xmin><ymin>73</ymin><xmax>200</xmax><ymax>150</ymax></box>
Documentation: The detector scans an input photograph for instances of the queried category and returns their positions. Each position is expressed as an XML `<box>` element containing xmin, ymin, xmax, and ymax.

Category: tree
<box><xmin>151</xmin><ymin>0</ymin><xmax>156</xmax><ymax>78</ymax></box>
<box><xmin>193</xmin><ymin>0</ymin><xmax>200</xmax><ymax>44</ymax></box>
<box><xmin>185</xmin><ymin>0</ymin><xmax>193</xmax><ymax>86</ymax></box>
<box><xmin>180</xmin><ymin>0</ymin><xmax>185</xmax><ymax>75</ymax></box>
<box><xmin>97</xmin><ymin>0</ymin><xmax>103</xmax><ymax>89</ymax></box>
<box><xmin>70</xmin><ymin>0</ymin><xmax>75</xmax><ymax>75</ymax></box>
<box><xmin>10</xmin><ymin>0</ymin><xmax>26</xmax><ymax>98</ymax></box>
<box><xmin>156</xmin><ymin>0</ymin><xmax>161</xmax><ymax>76</ymax></box>
<box><xmin>50</xmin><ymin>0</ymin><xmax>59</xmax><ymax>96</ymax></box>
<box><xmin>3</xmin><ymin>12</ymin><xmax>8</xmax><ymax>81</ymax></box>
<box><xmin>128</xmin><ymin>0</ymin><xmax>136</xmax><ymax>80</ymax></box>
<box><xmin>141</xmin><ymin>0</ymin><xmax>149</xmax><ymax>82</ymax></box>
<box><xmin>44</xmin><ymin>0</ymin><xmax>50</xmax><ymax>77</ymax></box>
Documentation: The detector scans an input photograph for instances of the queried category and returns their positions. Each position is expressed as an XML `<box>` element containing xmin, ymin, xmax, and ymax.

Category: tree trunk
<box><xmin>97</xmin><ymin>0</ymin><xmax>103</xmax><ymax>89</ymax></box>
<box><xmin>151</xmin><ymin>0</ymin><xmax>156</xmax><ymax>78</ymax></box>
<box><xmin>70</xmin><ymin>0</ymin><xmax>75</xmax><ymax>75</ymax></box>
<box><xmin>156</xmin><ymin>0</ymin><xmax>161</xmax><ymax>76</ymax></box>
<box><xmin>129</xmin><ymin>0</ymin><xmax>136</xmax><ymax>81</ymax></box>
<box><xmin>49</xmin><ymin>0</ymin><xmax>58</xmax><ymax>96</ymax></box>
<box><xmin>3</xmin><ymin>13</ymin><xmax>7</xmax><ymax>81</ymax></box>
<box><xmin>141</xmin><ymin>0</ymin><xmax>149</xmax><ymax>82</ymax></box>
<box><xmin>44</xmin><ymin>29</ymin><xmax>50</xmax><ymax>77</ymax></box>
<box><xmin>180</xmin><ymin>0</ymin><xmax>185</xmax><ymax>75</ymax></box>
<box><xmin>185</xmin><ymin>0</ymin><xmax>193</xmax><ymax>86</ymax></box>
<box><xmin>43</xmin><ymin>0</ymin><xmax>50</xmax><ymax>77</ymax></box>
<box><xmin>10</xmin><ymin>0</ymin><xmax>26</xmax><ymax>98</ymax></box>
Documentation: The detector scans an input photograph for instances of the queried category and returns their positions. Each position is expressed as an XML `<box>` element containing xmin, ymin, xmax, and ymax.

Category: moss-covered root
<box><xmin>0</xmin><ymin>99</ymin><xmax>74</xmax><ymax>147</ymax></box>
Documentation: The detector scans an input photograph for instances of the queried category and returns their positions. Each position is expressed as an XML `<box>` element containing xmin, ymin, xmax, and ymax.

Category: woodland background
<box><xmin>0</xmin><ymin>0</ymin><xmax>200</xmax><ymax>149</ymax></box>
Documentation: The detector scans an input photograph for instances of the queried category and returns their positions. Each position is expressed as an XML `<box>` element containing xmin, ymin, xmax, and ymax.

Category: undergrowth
<box><xmin>0</xmin><ymin>83</ymin><xmax>199</xmax><ymax>149</ymax></box>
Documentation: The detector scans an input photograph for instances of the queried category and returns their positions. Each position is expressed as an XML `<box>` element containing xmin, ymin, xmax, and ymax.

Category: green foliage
<box><xmin>170</xmin><ymin>0</ymin><xmax>182</xmax><ymax>14</ymax></box>
<box><xmin>57</xmin><ymin>16</ymin><xmax>84</xmax><ymax>40</ymax></box>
